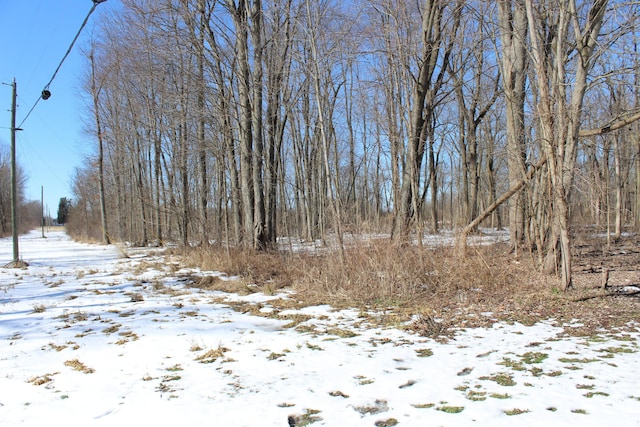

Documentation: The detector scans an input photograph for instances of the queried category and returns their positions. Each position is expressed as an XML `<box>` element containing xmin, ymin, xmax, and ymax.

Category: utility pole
<box><xmin>3</xmin><ymin>1</ymin><xmax>108</xmax><ymax>267</ymax></box>
<box><xmin>10</xmin><ymin>79</ymin><xmax>22</xmax><ymax>265</ymax></box>
<box><xmin>41</xmin><ymin>186</ymin><xmax>46</xmax><ymax>238</ymax></box>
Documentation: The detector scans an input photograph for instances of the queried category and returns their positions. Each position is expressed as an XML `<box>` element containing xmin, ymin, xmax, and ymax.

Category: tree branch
<box><xmin>455</xmin><ymin>156</ymin><xmax>548</xmax><ymax>255</ymax></box>
<box><xmin>579</xmin><ymin>110</ymin><xmax>640</xmax><ymax>137</ymax></box>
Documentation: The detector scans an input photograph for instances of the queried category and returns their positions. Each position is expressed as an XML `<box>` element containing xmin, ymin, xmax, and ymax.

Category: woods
<box><xmin>68</xmin><ymin>0</ymin><xmax>640</xmax><ymax>286</ymax></box>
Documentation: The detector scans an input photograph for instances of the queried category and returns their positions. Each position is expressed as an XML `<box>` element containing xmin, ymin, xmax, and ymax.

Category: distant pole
<box><xmin>41</xmin><ymin>186</ymin><xmax>45</xmax><ymax>238</ymax></box>
<box><xmin>10</xmin><ymin>79</ymin><xmax>20</xmax><ymax>263</ymax></box>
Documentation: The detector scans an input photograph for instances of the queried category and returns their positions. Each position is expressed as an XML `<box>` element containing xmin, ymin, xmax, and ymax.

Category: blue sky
<box><xmin>0</xmin><ymin>0</ymin><xmax>116</xmax><ymax>216</ymax></box>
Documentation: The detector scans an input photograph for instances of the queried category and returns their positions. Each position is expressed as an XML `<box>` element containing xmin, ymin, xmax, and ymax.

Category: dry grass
<box><xmin>173</xmin><ymin>237</ymin><xmax>640</xmax><ymax>331</ymax></box>
<box><xmin>287</xmin><ymin>242</ymin><xmax>531</xmax><ymax>310</ymax></box>
<box><xmin>194</xmin><ymin>346</ymin><xmax>229</xmax><ymax>364</ymax></box>
<box><xmin>27</xmin><ymin>373</ymin><xmax>57</xmax><ymax>386</ymax></box>
<box><xmin>32</xmin><ymin>304</ymin><xmax>47</xmax><ymax>314</ymax></box>
<box><xmin>64</xmin><ymin>359</ymin><xmax>95</xmax><ymax>374</ymax></box>
<box><xmin>176</xmin><ymin>246</ymin><xmax>295</xmax><ymax>290</ymax></box>
<box><xmin>177</xmin><ymin>242</ymin><xmax>538</xmax><ymax>316</ymax></box>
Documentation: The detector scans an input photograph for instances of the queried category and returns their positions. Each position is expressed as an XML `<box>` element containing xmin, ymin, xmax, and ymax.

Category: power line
<box><xmin>18</xmin><ymin>0</ymin><xmax>107</xmax><ymax>129</ymax></box>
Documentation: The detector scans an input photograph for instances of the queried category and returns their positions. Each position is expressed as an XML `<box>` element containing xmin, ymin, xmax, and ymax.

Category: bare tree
<box><xmin>450</xmin><ymin>1</ymin><xmax>500</xmax><ymax>227</ymax></box>
<box><xmin>525</xmin><ymin>0</ymin><xmax>608</xmax><ymax>289</ymax></box>
<box><xmin>497</xmin><ymin>0</ymin><xmax>529</xmax><ymax>250</ymax></box>
<box><xmin>88</xmin><ymin>47</ymin><xmax>111</xmax><ymax>245</ymax></box>
<box><xmin>379</xmin><ymin>0</ymin><xmax>462</xmax><ymax>238</ymax></box>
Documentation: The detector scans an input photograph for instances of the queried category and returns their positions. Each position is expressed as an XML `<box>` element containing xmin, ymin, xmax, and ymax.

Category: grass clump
<box><xmin>466</xmin><ymin>390</ymin><xmax>487</xmax><ymax>401</ymax></box>
<box><xmin>416</xmin><ymin>348</ymin><xmax>434</xmax><ymax>358</ymax></box>
<box><xmin>115</xmin><ymin>331</ymin><xmax>139</xmax><ymax>345</ymax></box>
<box><xmin>329</xmin><ymin>390</ymin><xmax>349</xmax><ymax>398</ymax></box>
<box><xmin>375</xmin><ymin>419</ymin><xmax>398</xmax><ymax>427</ymax></box>
<box><xmin>436</xmin><ymin>405</ymin><xmax>465</xmax><ymax>414</ymax></box>
<box><xmin>27</xmin><ymin>374</ymin><xmax>56</xmax><ymax>386</ymax></box>
<box><xmin>32</xmin><ymin>304</ymin><xmax>46</xmax><ymax>313</ymax></box>
<box><xmin>498</xmin><ymin>357</ymin><xmax>526</xmax><ymax>371</ymax></box>
<box><xmin>412</xmin><ymin>403</ymin><xmax>435</xmax><ymax>409</ymax></box>
<box><xmin>355</xmin><ymin>375</ymin><xmax>375</xmax><ymax>385</ymax></box>
<box><xmin>504</xmin><ymin>408</ymin><xmax>530</xmax><ymax>416</ymax></box>
<box><xmin>490</xmin><ymin>393</ymin><xmax>511</xmax><ymax>399</ymax></box>
<box><xmin>325</xmin><ymin>328</ymin><xmax>358</xmax><ymax>338</ymax></box>
<box><xmin>189</xmin><ymin>343</ymin><xmax>204</xmax><ymax>352</ymax></box>
<box><xmin>102</xmin><ymin>324</ymin><xmax>121</xmax><ymax>335</ymax></box>
<box><xmin>288</xmin><ymin>409</ymin><xmax>322</xmax><ymax>427</ymax></box>
<box><xmin>596</xmin><ymin>346</ymin><xmax>635</xmax><ymax>355</ymax></box>
<box><xmin>559</xmin><ymin>357</ymin><xmax>599</xmax><ymax>364</ymax></box>
<box><xmin>479</xmin><ymin>372</ymin><xmax>516</xmax><ymax>386</ymax></box>
<box><xmin>195</xmin><ymin>346</ymin><xmax>229</xmax><ymax>364</ymax></box>
<box><xmin>306</xmin><ymin>342</ymin><xmax>323</xmax><ymax>351</ymax></box>
<box><xmin>354</xmin><ymin>399</ymin><xmax>389</xmax><ymax>415</ymax></box>
<box><xmin>584</xmin><ymin>391</ymin><xmax>609</xmax><ymax>398</ymax></box>
<box><xmin>576</xmin><ymin>384</ymin><xmax>595</xmax><ymax>390</ymax></box>
<box><xmin>520</xmin><ymin>351</ymin><xmax>548</xmax><ymax>364</ymax></box>
<box><xmin>64</xmin><ymin>359</ymin><xmax>95</xmax><ymax>374</ymax></box>
<box><xmin>48</xmin><ymin>342</ymin><xmax>67</xmax><ymax>352</ymax></box>
<box><xmin>499</xmin><ymin>352</ymin><xmax>549</xmax><ymax>372</ymax></box>
<box><xmin>267</xmin><ymin>352</ymin><xmax>286</xmax><ymax>360</ymax></box>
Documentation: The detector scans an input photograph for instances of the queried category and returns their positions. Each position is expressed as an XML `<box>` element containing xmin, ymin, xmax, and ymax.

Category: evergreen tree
<box><xmin>57</xmin><ymin>197</ymin><xmax>71</xmax><ymax>225</ymax></box>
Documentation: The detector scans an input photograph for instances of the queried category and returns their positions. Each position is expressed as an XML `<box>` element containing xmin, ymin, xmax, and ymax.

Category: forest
<box><xmin>65</xmin><ymin>0</ymin><xmax>640</xmax><ymax>292</ymax></box>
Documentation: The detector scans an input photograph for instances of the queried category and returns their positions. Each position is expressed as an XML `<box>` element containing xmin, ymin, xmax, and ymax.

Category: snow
<box><xmin>1</xmin><ymin>230</ymin><xmax>639</xmax><ymax>426</ymax></box>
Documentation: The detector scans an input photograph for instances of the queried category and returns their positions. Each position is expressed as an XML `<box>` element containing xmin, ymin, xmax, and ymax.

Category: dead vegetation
<box><xmin>173</xmin><ymin>233</ymin><xmax>640</xmax><ymax>334</ymax></box>
<box><xmin>64</xmin><ymin>359</ymin><xmax>95</xmax><ymax>374</ymax></box>
<box><xmin>194</xmin><ymin>346</ymin><xmax>229</xmax><ymax>364</ymax></box>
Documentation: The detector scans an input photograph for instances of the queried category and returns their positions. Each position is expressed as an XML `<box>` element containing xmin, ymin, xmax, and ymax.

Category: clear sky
<box><xmin>0</xmin><ymin>0</ymin><xmax>116</xmax><ymax>217</ymax></box>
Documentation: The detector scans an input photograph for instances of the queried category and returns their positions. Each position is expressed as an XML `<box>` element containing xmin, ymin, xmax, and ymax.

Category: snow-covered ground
<box><xmin>1</xmin><ymin>230</ymin><xmax>639</xmax><ymax>426</ymax></box>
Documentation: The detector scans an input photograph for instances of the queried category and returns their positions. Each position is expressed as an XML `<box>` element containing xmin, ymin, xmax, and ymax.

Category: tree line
<box><xmin>68</xmin><ymin>0</ymin><xmax>640</xmax><ymax>290</ymax></box>
<box><xmin>0</xmin><ymin>144</ymin><xmax>44</xmax><ymax>236</ymax></box>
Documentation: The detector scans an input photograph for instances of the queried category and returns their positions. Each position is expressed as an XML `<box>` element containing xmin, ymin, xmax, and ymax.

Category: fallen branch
<box><xmin>456</xmin><ymin>156</ymin><xmax>547</xmax><ymax>255</ymax></box>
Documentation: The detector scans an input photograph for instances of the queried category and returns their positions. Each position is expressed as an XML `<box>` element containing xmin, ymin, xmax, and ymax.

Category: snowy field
<box><xmin>1</xmin><ymin>230</ymin><xmax>639</xmax><ymax>426</ymax></box>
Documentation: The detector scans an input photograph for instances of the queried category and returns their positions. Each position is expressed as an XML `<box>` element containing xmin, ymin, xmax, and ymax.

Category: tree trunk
<box><xmin>525</xmin><ymin>0</ymin><xmax>608</xmax><ymax>290</ymax></box>
<box><xmin>497</xmin><ymin>0</ymin><xmax>528</xmax><ymax>249</ymax></box>
<box><xmin>89</xmin><ymin>51</ymin><xmax>111</xmax><ymax>245</ymax></box>
<box><xmin>250</xmin><ymin>0</ymin><xmax>267</xmax><ymax>250</ymax></box>
<box><xmin>197</xmin><ymin>0</ymin><xmax>209</xmax><ymax>245</ymax></box>
<box><xmin>231</xmin><ymin>0</ymin><xmax>255</xmax><ymax>247</ymax></box>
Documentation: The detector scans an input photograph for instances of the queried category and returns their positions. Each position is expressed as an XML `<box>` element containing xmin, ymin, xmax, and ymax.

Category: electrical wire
<box><xmin>18</xmin><ymin>0</ymin><xmax>107</xmax><ymax>129</ymax></box>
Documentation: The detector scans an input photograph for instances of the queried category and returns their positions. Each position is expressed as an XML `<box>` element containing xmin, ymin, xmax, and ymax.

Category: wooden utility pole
<box><xmin>41</xmin><ymin>186</ymin><xmax>45</xmax><ymax>238</ymax></box>
<box><xmin>10</xmin><ymin>79</ymin><xmax>20</xmax><ymax>264</ymax></box>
